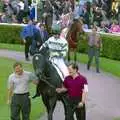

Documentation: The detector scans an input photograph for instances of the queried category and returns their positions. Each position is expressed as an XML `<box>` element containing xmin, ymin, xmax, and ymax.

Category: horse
<box><xmin>32</xmin><ymin>47</ymin><xmax>70</xmax><ymax>120</ymax></box>
<box><xmin>66</xmin><ymin>18</ymin><xmax>84</xmax><ymax>62</ymax></box>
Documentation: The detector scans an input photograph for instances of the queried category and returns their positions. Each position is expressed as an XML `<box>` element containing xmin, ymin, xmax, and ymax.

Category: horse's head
<box><xmin>32</xmin><ymin>46</ymin><xmax>50</xmax><ymax>79</ymax></box>
<box><xmin>32</xmin><ymin>53</ymin><xmax>47</xmax><ymax>79</ymax></box>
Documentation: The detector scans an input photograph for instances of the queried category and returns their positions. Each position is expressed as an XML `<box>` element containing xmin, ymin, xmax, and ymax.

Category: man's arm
<box><xmin>78</xmin><ymin>84</ymin><xmax>88</xmax><ymax>107</ymax></box>
<box><xmin>29</xmin><ymin>72</ymin><xmax>39</xmax><ymax>85</ymax></box>
<box><xmin>7</xmin><ymin>85</ymin><xmax>13</xmax><ymax>104</ymax></box>
<box><xmin>56</xmin><ymin>84</ymin><xmax>67</xmax><ymax>93</ymax></box>
<box><xmin>82</xmin><ymin>85</ymin><xmax>88</xmax><ymax>104</ymax></box>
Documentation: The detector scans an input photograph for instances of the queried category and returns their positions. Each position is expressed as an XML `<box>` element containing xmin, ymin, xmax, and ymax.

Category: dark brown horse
<box><xmin>66</xmin><ymin>18</ymin><xmax>84</xmax><ymax>62</ymax></box>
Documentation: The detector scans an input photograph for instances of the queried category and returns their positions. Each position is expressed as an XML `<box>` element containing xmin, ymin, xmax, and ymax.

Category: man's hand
<box><xmin>56</xmin><ymin>87</ymin><xmax>67</xmax><ymax>93</ymax></box>
<box><xmin>56</xmin><ymin>88</ymin><xmax>62</xmax><ymax>93</ymax></box>
<box><xmin>77</xmin><ymin>102</ymin><xmax>84</xmax><ymax>108</ymax></box>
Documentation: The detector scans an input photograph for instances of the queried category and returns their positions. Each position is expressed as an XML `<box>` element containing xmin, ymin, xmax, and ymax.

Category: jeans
<box><xmin>87</xmin><ymin>46</ymin><xmax>100</xmax><ymax>72</ymax></box>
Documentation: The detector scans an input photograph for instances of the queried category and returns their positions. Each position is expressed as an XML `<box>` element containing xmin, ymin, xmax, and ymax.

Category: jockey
<box><xmin>39</xmin><ymin>23</ymin><xmax>69</xmax><ymax>80</ymax></box>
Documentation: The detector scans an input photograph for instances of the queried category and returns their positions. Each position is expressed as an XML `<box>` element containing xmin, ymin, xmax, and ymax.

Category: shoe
<box><xmin>96</xmin><ymin>69</ymin><xmax>100</xmax><ymax>73</ymax></box>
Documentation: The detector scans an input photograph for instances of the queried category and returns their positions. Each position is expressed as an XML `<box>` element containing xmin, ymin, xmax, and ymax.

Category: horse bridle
<box><xmin>39</xmin><ymin>74</ymin><xmax>56</xmax><ymax>89</ymax></box>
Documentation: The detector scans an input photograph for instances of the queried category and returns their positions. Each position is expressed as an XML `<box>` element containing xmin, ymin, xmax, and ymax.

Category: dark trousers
<box><xmin>87</xmin><ymin>46</ymin><xmax>100</xmax><ymax>72</ymax></box>
<box><xmin>10</xmin><ymin>93</ymin><xmax>31</xmax><ymax>120</ymax></box>
<box><xmin>66</xmin><ymin>96</ymin><xmax>86</xmax><ymax>120</ymax></box>
<box><xmin>17</xmin><ymin>10</ymin><xmax>24</xmax><ymax>23</ymax></box>
<box><xmin>25</xmin><ymin>37</ymin><xmax>33</xmax><ymax>59</ymax></box>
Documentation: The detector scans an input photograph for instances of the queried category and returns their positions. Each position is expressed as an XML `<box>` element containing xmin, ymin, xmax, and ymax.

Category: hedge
<box><xmin>0</xmin><ymin>24</ymin><xmax>23</xmax><ymax>44</ymax></box>
<box><xmin>0</xmin><ymin>24</ymin><xmax>120</xmax><ymax>60</ymax></box>
<box><xmin>101</xmin><ymin>34</ymin><xmax>120</xmax><ymax>60</ymax></box>
<box><xmin>77</xmin><ymin>33</ymin><xmax>120</xmax><ymax>60</ymax></box>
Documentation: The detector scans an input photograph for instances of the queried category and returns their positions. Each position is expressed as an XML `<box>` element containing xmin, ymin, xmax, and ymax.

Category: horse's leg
<box><xmin>47</xmin><ymin>97</ymin><xmax>57</xmax><ymax>120</ymax></box>
<box><xmin>42</xmin><ymin>96</ymin><xmax>57</xmax><ymax>120</ymax></box>
<box><xmin>74</xmin><ymin>48</ymin><xmax>77</xmax><ymax>63</ymax></box>
<box><xmin>61</xmin><ymin>95</ymin><xmax>74</xmax><ymax>120</ymax></box>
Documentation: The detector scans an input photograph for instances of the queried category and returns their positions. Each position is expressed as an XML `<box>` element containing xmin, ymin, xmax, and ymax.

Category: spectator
<box><xmin>11</xmin><ymin>14</ymin><xmax>18</xmax><ymax>23</ymax></box>
<box><xmin>83</xmin><ymin>7</ymin><xmax>90</xmax><ymax>28</ymax></box>
<box><xmin>21</xmin><ymin>19</ymin><xmax>36</xmax><ymax>61</ymax></box>
<box><xmin>99</xmin><ymin>21</ymin><xmax>109</xmax><ymax>33</ymax></box>
<box><xmin>56</xmin><ymin>62</ymin><xmax>88</xmax><ymax>120</ymax></box>
<box><xmin>87</xmin><ymin>26</ymin><xmax>102</xmax><ymax>73</ymax></box>
<box><xmin>109</xmin><ymin>20</ymin><xmax>120</xmax><ymax>33</ymax></box>
<box><xmin>39</xmin><ymin>23</ymin><xmax>49</xmax><ymax>42</ymax></box>
<box><xmin>93</xmin><ymin>7</ymin><xmax>103</xmax><ymax>27</ymax></box>
<box><xmin>17</xmin><ymin>0</ymin><xmax>25</xmax><ymax>23</ymax></box>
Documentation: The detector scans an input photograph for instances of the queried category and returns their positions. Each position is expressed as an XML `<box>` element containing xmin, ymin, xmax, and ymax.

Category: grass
<box><xmin>70</xmin><ymin>52</ymin><xmax>120</xmax><ymax>78</ymax></box>
<box><xmin>114</xmin><ymin>118</ymin><xmax>120</xmax><ymax>120</ymax></box>
<box><xmin>0</xmin><ymin>43</ymin><xmax>24</xmax><ymax>52</ymax></box>
<box><xmin>0</xmin><ymin>43</ymin><xmax>120</xmax><ymax>119</ymax></box>
<box><xmin>0</xmin><ymin>57</ymin><xmax>45</xmax><ymax>120</ymax></box>
<box><xmin>0</xmin><ymin>43</ymin><xmax>120</xmax><ymax>78</ymax></box>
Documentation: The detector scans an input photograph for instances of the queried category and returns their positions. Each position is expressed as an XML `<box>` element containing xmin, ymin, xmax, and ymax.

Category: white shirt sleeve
<box><xmin>84</xmin><ymin>84</ymin><xmax>88</xmax><ymax>93</ymax></box>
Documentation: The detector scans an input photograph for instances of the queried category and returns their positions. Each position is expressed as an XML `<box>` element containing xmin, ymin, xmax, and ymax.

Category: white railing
<box><xmin>0</xmin><ymin>23</ymin><xmax>26</xmax><ymax>27</ymax></box>
<box><xmin>84</xmin><ymin>29</ymin><xmax>120</xmax><ymax>37</ymax></box>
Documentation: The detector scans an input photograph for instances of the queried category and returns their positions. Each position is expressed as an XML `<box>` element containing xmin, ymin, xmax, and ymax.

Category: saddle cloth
<box><xmin>50</xmin><ymin>57</ymin><xmax>69</xmax><ymax>81</ymax></box>
<box><xmin>52</xmin><ymin>62</ymin><xmax>64</xmax><ymax>81</ymax></box>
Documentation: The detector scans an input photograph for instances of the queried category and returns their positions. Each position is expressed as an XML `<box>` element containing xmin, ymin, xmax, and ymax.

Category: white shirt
<box><xmin>18</xmin><ymin>1</ymin><xmax>24</xmax><ymax>10</ymax></box>
<box><xmin>8</xmin><ymin>71</ymin><xmax>37</xmax><ymax>94</ymax></box>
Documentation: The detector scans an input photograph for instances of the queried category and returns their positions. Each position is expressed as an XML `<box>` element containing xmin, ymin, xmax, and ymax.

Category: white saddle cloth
<box><xmin>50</xmin><ymin>57</ymin><xmax>69</xmax><ymax>81</ymax></box>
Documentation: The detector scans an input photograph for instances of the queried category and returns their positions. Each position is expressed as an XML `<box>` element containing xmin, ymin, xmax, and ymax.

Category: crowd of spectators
<box><xmin>73</xmin><ymin>0</ymin><xmax>120</xmax><ymax>33</ymax></box>
<box><xmin>0</xmin><ymin>0</ymin><xmax>120</xmax><ymax>34</ymax></box>
<box><xmin>0</xmin><ymin>0</ymin><xmax>35</xmax><ymax>23</ymax></box>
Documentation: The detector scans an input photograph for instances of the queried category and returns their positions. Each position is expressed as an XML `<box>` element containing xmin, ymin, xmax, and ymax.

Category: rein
<box><xmin>40</xmin><ymin>74</ymin><xmax>56</xmax><ymax>89</ymax></box>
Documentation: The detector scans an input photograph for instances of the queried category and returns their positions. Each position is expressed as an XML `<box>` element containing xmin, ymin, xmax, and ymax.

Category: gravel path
<box><xmin>0</xmin><ymin>49</ymin><xmax>120</xmax><ymax>120</ymax></box>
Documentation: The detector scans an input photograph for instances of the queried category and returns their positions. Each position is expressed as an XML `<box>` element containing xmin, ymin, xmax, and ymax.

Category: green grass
<box><xmin>71</xmin><ymin>52</ymin><xmax>120</xmax><ymax>77</ymax></box>
<box><xmin>0</xmin><ymin>57</ymin><xmax>45</xmax><ymax>120</ymax></box>
<box><xmin>114</xmin><ymin>118</ymin><xmax>120</xmax><ymax>120</ymax></box>
<box><xmin>0</xmin><ymin>43</ymin><xmax>24</xmax><ymax>52</ymax></box>
<box><xmin>0</xmin><ymin>43</ymin><xmax>120</xmax><ymax>77</ymax></box>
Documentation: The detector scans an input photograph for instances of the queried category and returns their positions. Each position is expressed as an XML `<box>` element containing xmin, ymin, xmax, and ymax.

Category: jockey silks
<box><xmin>40</xmin><ymin>36</ymin><xmax>69</xmax><ymax>79</ymax></box>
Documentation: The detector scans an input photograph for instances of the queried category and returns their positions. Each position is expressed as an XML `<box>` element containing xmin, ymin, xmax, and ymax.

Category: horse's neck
<box><xmin>45</xmin><ymin>62</ymin><xmax>62</xmax><ymax>87</ymax></box>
